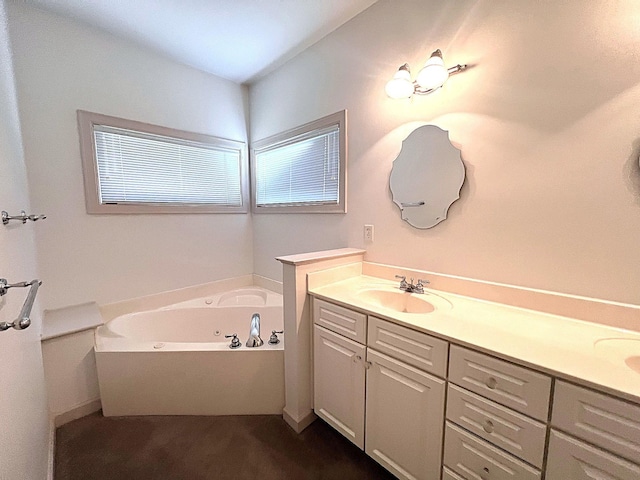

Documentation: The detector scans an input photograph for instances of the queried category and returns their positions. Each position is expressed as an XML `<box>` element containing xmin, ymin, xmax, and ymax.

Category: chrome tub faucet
<box><xmin>246</xmin><ymin>313</ymin><xmax>264</xmax><ymax>347</ymax></box>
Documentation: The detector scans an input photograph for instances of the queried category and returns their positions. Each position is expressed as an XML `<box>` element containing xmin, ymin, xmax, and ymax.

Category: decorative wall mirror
<box><xmin>389</xmin><ymin>125</ymin><xmax>465</xmax><ymax>229</ymax></box>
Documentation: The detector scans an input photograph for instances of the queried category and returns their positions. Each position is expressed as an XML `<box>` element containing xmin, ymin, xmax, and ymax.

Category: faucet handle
<box><xmin>414</xmin><ymin>278</ymin><xmax>429</xmax><ymax>293</ymax></box>
<box><xmin>395</xmin><ymin>275</ymin><xmax>409</xmax><ymax>289</ymax></box>
<box><xmin>225</xmin><ymin>333</ymin><xmax>241</xmax><ymax>349</ymax></box>
<box><xmin>268</xmin><ymin>330</ymin><xmax>284</xmax><ymax>345</ymax></box>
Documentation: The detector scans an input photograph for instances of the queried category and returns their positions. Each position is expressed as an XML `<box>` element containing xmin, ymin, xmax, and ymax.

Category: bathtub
<box><xmin>95</xmin><ymin>287</ymin><xmax>284</xmax><ymax>416</ymax></box>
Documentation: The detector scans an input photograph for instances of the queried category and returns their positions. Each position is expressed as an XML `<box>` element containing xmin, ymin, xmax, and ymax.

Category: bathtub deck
<box><xmin>55</xmin><ymin>413</ymin><xmax>395</xmax><ymax>480</ymax></box>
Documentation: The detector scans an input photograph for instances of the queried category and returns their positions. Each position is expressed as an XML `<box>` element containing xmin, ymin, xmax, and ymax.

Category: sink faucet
<box><xmin>395</xmin><ymin>275</ymin><xmax>429</xmax><ymax>294</ymax></box>
<box><xmin>246</xmin><ymin>313</ymin><xmax>264</xmax><ymax>347</ymax></box>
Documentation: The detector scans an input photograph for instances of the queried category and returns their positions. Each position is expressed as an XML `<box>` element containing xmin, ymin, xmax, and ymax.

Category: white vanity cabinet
<box><xmin>310</xmin><ymin>295</ymin><xmax>640</xmax><ymax>480</ymax></box>
<box><xmin>312</xmin><ymin>299</ymin><xmax>448</xmax><ymax>480</ymax></box>
<box><xmin>546</xmin><ymin>381</ymin><xmax>640</xmax><ymax>479</ymax></box>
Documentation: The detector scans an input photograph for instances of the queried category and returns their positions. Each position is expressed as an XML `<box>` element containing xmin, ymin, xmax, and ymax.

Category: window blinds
<box><xmin>254</xmin><ymin>125</ymin><xmax>340</xmax><ymax>207</ymax></box>
<box><xmin>93</xmin><ymin>125</ymin><xmax>243</xmax><ymax>206</ymax></box>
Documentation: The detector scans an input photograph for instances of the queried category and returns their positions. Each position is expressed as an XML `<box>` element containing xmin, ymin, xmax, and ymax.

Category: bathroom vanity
<box><xmin>308</xmin><ymin>272</ymin><xmax>640</xmax><ymax>480</ymax></box>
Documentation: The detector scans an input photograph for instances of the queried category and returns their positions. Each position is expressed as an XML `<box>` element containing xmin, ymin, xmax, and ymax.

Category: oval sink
<box><xmin>626</xmin><ymin>356</ymin><xmax>640</xmax><ymax>374</ymax></box>
<box><xmin>594</xmin><ymin>338</ymin><xmax>640</xmax><ymax>374</ymax></box>
<box><xmin>355</xmin><ymin>288</ymin><xmax>451</xmax><ymax>314</ymax></box>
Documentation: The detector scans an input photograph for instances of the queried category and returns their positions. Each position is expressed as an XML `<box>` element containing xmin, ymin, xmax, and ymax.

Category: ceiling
<box><xmin>25</xmin><ymin>0</ymin><xmax>377</xmax><ymax>84</ymax></box>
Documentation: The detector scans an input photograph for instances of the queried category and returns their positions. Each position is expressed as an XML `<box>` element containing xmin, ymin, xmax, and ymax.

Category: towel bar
<box><xmin>2</xmin><ymin>210</ymin><xmax>47</xmax><ymax>225</ymax></box>
<box><xmin>0</xmin><ymin>278</ymin><xmax>42</xmax><ymax>331</ymax></box>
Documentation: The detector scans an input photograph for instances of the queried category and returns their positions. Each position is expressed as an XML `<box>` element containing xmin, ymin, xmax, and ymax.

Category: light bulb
<box><xmin>416</xmin><ymin>50</ymin><xmax>449</xmax><ymax>91</ymax></box>
<box><xmin>385</xmin><ymin>64</ymin><xmax>415</xmax><ymax>99</ymax></box>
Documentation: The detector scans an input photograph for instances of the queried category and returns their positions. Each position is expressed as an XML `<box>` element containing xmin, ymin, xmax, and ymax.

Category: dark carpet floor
<box><xmin>55</xmin><ymin>413</ymin><xmax>396</xmax><ymax>480</ymax></box>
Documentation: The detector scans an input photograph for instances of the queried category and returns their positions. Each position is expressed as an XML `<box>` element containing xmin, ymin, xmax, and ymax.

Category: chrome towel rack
<box><xmin>2</xmin><ymin>210</ymin><xmax>47</xmax><ymax>225</ymax></box>
<box><xmin>0</xmin><ymin>278</ymin><xmax>42</xmax><ymax>331</ymax></box>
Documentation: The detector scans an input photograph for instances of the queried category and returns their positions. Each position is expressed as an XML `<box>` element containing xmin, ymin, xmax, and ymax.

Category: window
<box><xmin>78</xmin><ymin>110</ymin><xmax>248</xmax><ymax>214</ymax></box>
<box><xmin>251</xmin><ymin>110</ymin><xmax>346</xmax><ymax>213</ymax></box>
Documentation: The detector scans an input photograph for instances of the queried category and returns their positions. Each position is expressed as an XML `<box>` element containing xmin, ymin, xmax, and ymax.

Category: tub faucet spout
<box><xmin>246</xmin><ymin>313</ymin><xmax>264</xmax><ymax>347</ymax></box>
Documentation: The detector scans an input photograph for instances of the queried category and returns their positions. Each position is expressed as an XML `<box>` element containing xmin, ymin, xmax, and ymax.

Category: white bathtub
<box><xmin>95</xmin><ymin>287</ymin><xmax>285</xmax><ymax>416</ymax></box>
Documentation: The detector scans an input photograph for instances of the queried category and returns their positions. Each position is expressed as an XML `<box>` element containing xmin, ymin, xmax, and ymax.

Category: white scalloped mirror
<box><xmin>390</xmin><ymin>125</ymin><xmax>465</xmax><ymax>229</ymax></box>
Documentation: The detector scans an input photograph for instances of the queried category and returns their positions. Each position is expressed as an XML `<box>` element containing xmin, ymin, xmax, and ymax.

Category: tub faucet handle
<box><xmin>268</xmin><ymin>330</ymin><xmax>284</xmax><ymax>345</ymax></box>
<box><xmin>225</xmin><ymin>333</ymin><xmax>241</xmax><ymax>349</ymax></box>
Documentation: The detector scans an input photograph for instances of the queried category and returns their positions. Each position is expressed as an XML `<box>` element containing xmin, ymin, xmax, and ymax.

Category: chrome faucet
<box><xmin>395</xmin><ymin>275</ymin><xmax>429</xmax><ymax>294</ymax></box>
<box><xmin>246</xmin><ymin>313</ymin><xmax>264</xmax><ymax>347</ymax></box>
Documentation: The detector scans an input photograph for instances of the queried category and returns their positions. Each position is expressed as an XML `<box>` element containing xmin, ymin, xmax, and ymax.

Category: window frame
<box><xmin>77</xmin><ymin>110</ymin><xmax>249</xmax><ymax>214</ymax></box>
<box><xmin>250</xmin><ymin>110</ymin><xmax>347</xmax><ymax>214</ymax></box>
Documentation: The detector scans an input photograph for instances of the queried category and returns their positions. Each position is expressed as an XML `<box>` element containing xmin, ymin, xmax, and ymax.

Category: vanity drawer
<box><xmin>367</xmin><ymin>316</ymin><xmax>448</xmax><ymax>377</ymax></box>
<box><xmin>546</xmin><ymin>430</ymin><xmax>640</xmax><ymax>480</ymax></box>
<box><xmin>444</xmin><ymin>422</ymin><xmax>541</xmax><ymax>480</ymax></box>
<box><xmin>313</xmin><ymin>298</ymin><xmax>367</xmax><ymax>344</ymax></box>
<box><xmin>442</xmin><ymin>467</ymin><xmax>466</xmax><ymax>480</ymax></box>
<box><xmin>448</xmin><ymin>345</ymin><xmax>552</xmax><ymax>421</ymax></box>
<box><xmin>446</xmin><ymin>384</ymin><xmax>546</xmax><ymax>467</ymax></box>
<box><xmin>552</xmin><ymin>381</ymin><xmax>640</xmax><ymax>463</ymax></box>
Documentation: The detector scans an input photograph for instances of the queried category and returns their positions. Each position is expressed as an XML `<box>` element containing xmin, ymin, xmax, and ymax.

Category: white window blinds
<box><xmin>93</xmin><ymin>125</ymin><xmax>243</xmax><ymax>206</ymax></box>
<box><xmin>254</xmin><ymin>124</ymin><xmax>341</xmax><ymax>208</ymax></box>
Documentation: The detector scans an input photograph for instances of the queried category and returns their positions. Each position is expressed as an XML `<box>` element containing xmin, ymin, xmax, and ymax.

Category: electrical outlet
<box><xmin>364</xmin><ymin>224</ymin><xmax>374</xmax><ymax>242</ymax></box>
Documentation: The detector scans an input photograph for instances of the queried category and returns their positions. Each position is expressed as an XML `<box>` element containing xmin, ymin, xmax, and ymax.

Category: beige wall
<box><xmin>250</xmin><ymin>0</ymin><xmax>640</xmax><ymax>306</ymax></box>
<box><xmin>6</xmin><ymin>0</ymin><xmax>640</xmax><ymax>312</ymax></box>
<box><xmin>7</xmin><ymin>2</ymin><xmax>253</xmax><ymax>310</ymax></box>
<box><xmin>0</xmin><ymin>0</ymin><xmax>50</xmax><ymax>477</ymax></box>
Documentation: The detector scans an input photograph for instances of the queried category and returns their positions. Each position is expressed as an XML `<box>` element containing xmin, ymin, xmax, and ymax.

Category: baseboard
<box><xmin>47</xmin><ymin>418</ymin><xmax>55</xmax><ymax>480</ymax></box>
<box><xmin>54</xmin><ymin>398</ymin><xmax>102</xmax><ymax>427</ymax></box>
<box><xmin>283</xmin><ymin>407</ymin><xmax>316</xmax><ymax>433</ymax></box>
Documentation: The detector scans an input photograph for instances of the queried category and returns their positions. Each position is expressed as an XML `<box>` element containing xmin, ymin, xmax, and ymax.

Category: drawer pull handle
<box><xmin>483</xmin><ymin>419</ymin><xmax>494</xmax><ymax>433</ymax></box>
<box><xmin>481</xmin><ymin>466</ymin><xmax>490</xmax><ymax>480</ymax></box>
<box><xmin>485</xmin><ymin>376</ymin><xmax>498</xmax><ymax>389</ymax></box>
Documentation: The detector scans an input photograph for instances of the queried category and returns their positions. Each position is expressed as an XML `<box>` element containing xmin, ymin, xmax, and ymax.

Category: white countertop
<box><xmin>309</xmin><ymin>275</ymin><xmax>640</xmax><ymax>404</ymax></box>
<box><xmin>41</xmin><ymin>301</ymin><xmax>103</xmax><ymax>341</ymax></box>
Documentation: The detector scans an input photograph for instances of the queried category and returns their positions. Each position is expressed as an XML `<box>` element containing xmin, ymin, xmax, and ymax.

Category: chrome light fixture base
<box><xmin>385</xmin><ymin>49</ymin><xmax>467</xmax><ymax>99</ymax></box>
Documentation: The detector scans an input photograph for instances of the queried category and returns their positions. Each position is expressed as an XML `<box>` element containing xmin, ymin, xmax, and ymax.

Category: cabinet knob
<box><xmin>482</xmin><ymin>419</ymin><xmax>494</xmax><ymax>433</ymax></box>
<box><xmin>480</xmin><ymin>466</ymin><xmax>490</xmax><ymax>480</ymax></box>
<box><xmin>485</xmin><ymin>376</ymin><xmax>498</xmax><ymax>389</ymax></box>
<box><xmin>353</xmin><ymin>355</ymin><xmax>362</xmax><ymax>363</ymax></box>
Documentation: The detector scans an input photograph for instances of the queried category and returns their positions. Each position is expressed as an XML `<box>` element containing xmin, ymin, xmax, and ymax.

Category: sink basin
<box><xmin>355</xmin><ymin>288</ymin><xmax>451</xmax><ymax>314</ymax></box>
<box><xmin>594</xmin><ymin>338</ymin><xmax>640</xmax><ymax>374</ymax></box>
<box><xmin>626</xmin><ymin>356</ymin><xmax>640</xmax><ymax>374</ymax></box>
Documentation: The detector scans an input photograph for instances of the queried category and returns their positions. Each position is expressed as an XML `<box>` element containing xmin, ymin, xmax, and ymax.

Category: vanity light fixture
<box><xmin>385</xmin><ymin>49</ymin><xmax>467</xmax><ymax>99</ymax></box>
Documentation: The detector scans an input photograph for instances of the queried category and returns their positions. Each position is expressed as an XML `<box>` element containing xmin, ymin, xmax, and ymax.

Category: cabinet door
<box><xmin>313</xmin><ymin>324</ymin><xmax>366</xmax><ymax>449</ymax></box>
<box><xmin>365</xmin><ymin>348</ymin><xmax>446</xmax><ymax>480</ymax></box>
